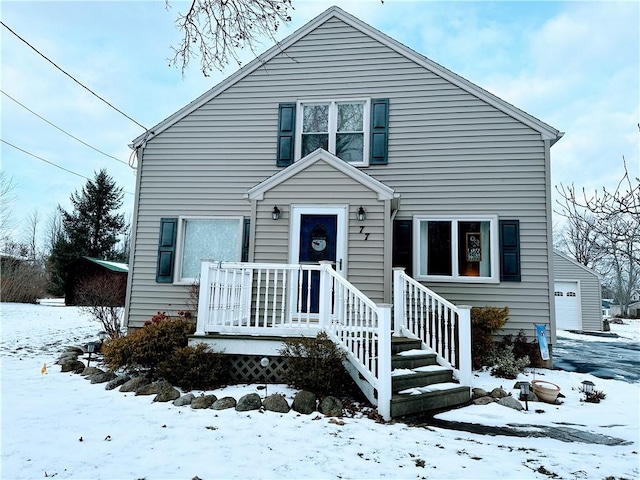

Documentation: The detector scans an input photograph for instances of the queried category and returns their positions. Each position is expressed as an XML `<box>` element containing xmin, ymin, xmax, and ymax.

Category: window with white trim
<box><xmin>175</xmin><ymin>217</ymin><xmax>243</xmax><ymax>282</ymax></box>
<box><xmin>414</xmin><ymin>215</ymin><xmax>499</xmax><ymax>283</ymax></box>
<box><xmin>296</xmin><ymin>99</ymin><xmax>370</xmax><ymax>165</ymax></box>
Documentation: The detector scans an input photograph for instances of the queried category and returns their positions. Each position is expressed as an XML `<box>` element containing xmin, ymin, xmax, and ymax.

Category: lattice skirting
<box><xmin>225</xmin><ymin>355</ymin><xmax>290</xmax><ymax>383</ymax></box>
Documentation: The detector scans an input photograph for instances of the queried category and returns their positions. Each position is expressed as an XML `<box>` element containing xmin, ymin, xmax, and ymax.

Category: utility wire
<box><xmin>0</xmin><ymin>139</ymin><xmax>134</xmax><ymax>196</ymax></box>
<box><xmin>1</xmin><ymin>90</ymin><xmax>132</xmax><ymax>168</ymax></box>
<box><xmin>1</xmin><ymin>20</ymin><xmax>148</xmax><ymax>131</ymax></box>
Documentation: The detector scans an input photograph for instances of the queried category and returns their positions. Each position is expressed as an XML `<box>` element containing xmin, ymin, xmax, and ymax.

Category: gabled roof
<box><xmin>132</xmin><ymin>6</ymin><xmax>562</xmax><ymax>149</ymax></box>
<box><xmin>247</xmin><ymin>148</ymin><xmax>395</xmax><ymax>201</ymax></box>
<box><xmin>553</xmin><ymin>250</ymin><xmax>601</xmax><ymax>279</ymax></box>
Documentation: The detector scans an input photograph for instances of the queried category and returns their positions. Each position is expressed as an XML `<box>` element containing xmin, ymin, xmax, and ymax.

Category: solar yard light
<box><xmin>97</xmin><ymin>331</ymin><xmax>108</xmax><ymax>342</ymax></box>
<box><xmin>581</xmin><ymin>380</ymin><xmax>595</xmax><ymax>400</ymax></box>
<box><xmin>260</xmin><ymin>357</ymin><xmax>270</xmax><ymax>398</ymax></box>
<box><xmin>86</xmin><ymin>341</ymin><xmax>97</xmax><ymax>368</ymax></box>
<box><xmin>519</xmin><ymin>381</ymin><xmax>531</xmax><ymax>411</ymax></box>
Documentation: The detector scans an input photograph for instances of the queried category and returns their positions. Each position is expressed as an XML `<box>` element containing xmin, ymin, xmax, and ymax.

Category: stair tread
<box><xmin>397</xmin><ymin>382</ymin><xmax>467</xmax><ymax>396</ymax></box>
<box><xmin>391</xmin><ymin>365</ymin><xmax>451</xmax><ymax>377</ymax></box>
<box><xmin>396</xmin><ymin>348</ymin><xmax>435</xmax><ymax>357</ymax></box>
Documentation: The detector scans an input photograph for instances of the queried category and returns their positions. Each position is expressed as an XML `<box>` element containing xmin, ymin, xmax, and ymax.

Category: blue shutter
<box><xmin>277</xmin><ymin>103</ymin><xmax>296</xmax><ymax>167</ymax></box>
<box><xmin>499</xmin><ymin>219</ymin><xmax>521</xmax><ymax>282</ymax></box>
<box><xmin>392</xmin><ymin>219</ymin><xmax>413</xmax><ymax>276</ymax></box>
<box><xmin>369</xmin><ymin>98</ymin><xmax>389</xmax><ymax>165</ymax></box>
<box><xmin>156</xmin><ymin>218</ymin><xmax>177</xmax><ymax>283</ymax></box>
<box><xmin>241</xmin><ymin>218</ymin><xmax>250</xmax><ymax>262</ymax></box>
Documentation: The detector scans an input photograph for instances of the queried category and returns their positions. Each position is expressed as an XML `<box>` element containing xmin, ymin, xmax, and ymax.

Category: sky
<box><xmin>1</xmin><ymin>0</ymin><xmax>638</xmax><ymax>247</ymax></box>
<box><xmin>1</xmin><ymin>302</ymin><xmax>639</xmax><ymax>479</ymax></box>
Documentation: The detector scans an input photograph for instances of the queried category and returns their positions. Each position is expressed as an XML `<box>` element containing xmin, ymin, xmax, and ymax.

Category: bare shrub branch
<box><xmin>167</xmin><ymin>0</ymin><xmax>293</xmax><ymax>76</ymax></box>
<box><xmin>76</xmin><ymin>274</ymin><xmax>126</xmax><ymax>339</ymax></box>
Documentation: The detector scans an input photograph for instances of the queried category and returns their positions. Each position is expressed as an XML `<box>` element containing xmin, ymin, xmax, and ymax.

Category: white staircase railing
<box><xmin>393</xmin><ymin>268</ymin><xmax>472</xmax><ymax>387</ymax></box>
<box><xmin>196</xmin><ymin>260</ymin><xmax>391</xmax><ymax>420</ymax></box>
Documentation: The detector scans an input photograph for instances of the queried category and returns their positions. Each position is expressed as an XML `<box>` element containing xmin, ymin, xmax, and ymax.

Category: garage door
<box><xmin>555</xmin><ymin>281</ymin><xmax>580</xmax><ymax>330</ymax></box>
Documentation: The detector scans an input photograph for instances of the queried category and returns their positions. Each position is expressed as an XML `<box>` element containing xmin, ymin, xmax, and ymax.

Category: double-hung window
<box><xmin>414</xmin><ymin>215</ymin><xmax>499</xmax><ymax>283</ymax></box>
<box><xmin>175</xmin><ymin>216</ymin><xmax>244</xmax><ymax>283</ymax></box>
<box><xmin>297</xmin><ymin>99</ymin><xmax>370</xmax><ymax>165</ymax></box>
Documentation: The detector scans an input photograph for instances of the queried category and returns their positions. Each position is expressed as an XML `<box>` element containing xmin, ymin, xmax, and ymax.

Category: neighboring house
<box><xmin>65</xmin><ymin>257</ymin><xmax>128</xmax><ymax>307</ymax></box>
<box><xmin>610</xmin><ymin>302</ymin><xmax>640</xmax><ymax>318</ymax></box>
<box><xmin>552</xmin><ymin>250</ymin><xmax>603</xmax><ymax>332</ymax></box>
<box><xmin>602</xmin><ymin>300</ymin><xmax>612</xmax><ymax>319</ymax></box>
<box><xmin>124</xmin><ymin>7</ymin><xmax>562</xmax><ymax>418</ymax></box>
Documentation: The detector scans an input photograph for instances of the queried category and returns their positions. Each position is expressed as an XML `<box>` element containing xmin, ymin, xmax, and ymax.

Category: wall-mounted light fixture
<box><xmin>272</xmin><ymin>206</ymin><xmax>281</xmax><ymax>220</ymax></box>
<box><xmin>357</xmin><ymin>206</ymin><xmax>366</xmax><ymax>221</ymax></box>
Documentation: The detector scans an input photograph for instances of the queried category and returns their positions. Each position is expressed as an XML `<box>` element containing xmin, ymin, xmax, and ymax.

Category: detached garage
<box><xmin>553</xmin><ymin>250</ymin><xmax>602</xmax><ymax>332</ymax></box>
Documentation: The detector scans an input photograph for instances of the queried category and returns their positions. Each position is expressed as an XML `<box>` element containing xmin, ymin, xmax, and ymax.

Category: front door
<box><xmin>291</xmin><ymin>206</ymin><xmax>346</xmax><ymax>314</ymax></box>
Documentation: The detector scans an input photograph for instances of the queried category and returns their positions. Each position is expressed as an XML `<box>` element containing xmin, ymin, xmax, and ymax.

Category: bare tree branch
<box><xmin>555</xmin><ymin>159</ymin><xmax>640</xmax><ymax>268</ymax></box>
<box><xmin>167</xmin><ymin>0</ymin><xmax>293</xmax><ymax>76</ymax></box>
<box><xmin>555</xmin><ymin>159</ymin><xmax>640</xmax><ymax>315</ymax></box>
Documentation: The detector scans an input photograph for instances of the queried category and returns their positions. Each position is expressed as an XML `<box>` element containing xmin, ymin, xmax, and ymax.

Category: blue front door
<box><xmin>299</xmin><ymin>214</ymin><xmax>338</xmax><ymax>313</ymax></box>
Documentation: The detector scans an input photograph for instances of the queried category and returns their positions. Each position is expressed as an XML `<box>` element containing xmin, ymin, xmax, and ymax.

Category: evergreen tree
<box><xmin>47</xmin><ymin>169</ymin><xmax>126</xmax><ymax>295</ymax></box>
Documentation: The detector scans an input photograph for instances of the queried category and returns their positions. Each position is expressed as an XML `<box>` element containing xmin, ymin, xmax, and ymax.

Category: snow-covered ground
<box><xmin>1</xmin><ymin>302</ymin><xmax>638</xmax><ymax>479</ymax></box>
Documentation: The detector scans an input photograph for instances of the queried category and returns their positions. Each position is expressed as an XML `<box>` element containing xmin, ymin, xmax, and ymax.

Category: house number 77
<box><xmin>359</xmin><ymin>226</ymin><xmax>370</xmax><ymax>240</ymax></box>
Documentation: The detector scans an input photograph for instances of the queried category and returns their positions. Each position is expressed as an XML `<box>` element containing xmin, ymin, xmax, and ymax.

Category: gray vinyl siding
<box><xmin>127</xmin><ymin>16</ymin><xmax>555</xmax><ymax>335</ymax></box>
<box><xmin>553</xmin><ymin>252</ymin><xmax>603</xmax><ymax>331</ymax></box>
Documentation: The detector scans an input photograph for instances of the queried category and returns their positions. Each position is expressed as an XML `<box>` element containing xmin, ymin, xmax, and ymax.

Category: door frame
<box><xmin>289</xmin><ymin>205</ymin><xmax>348</xmax><ymax>276</ymax></box>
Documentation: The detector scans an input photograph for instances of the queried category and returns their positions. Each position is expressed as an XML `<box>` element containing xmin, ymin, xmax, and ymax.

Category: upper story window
<box><xmin>413</xmin><ymin>215</ymin><xmax>499</xmax><ymax>283</ymax></box>
<box><xmin>296</xmin><ymin>99</ymin><xmax>370</xmax><ymax>165</ymax></box>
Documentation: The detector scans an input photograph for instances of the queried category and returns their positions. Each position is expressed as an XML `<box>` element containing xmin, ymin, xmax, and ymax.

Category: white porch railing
<box><xmin>196</xmin><ymin>260</ymin><xmax>391</xmax><ymax>420</ymax></box>
<box><xmin>392</xmin><ymin>268</ymin><xmax>472</xmax><ymax>386</ymax></box>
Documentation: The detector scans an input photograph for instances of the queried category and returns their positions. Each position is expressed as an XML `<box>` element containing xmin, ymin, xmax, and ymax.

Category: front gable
<box><xmin>132</xmin><ymin>7</ymin><xmax>560</xmax><ymax>150</ymax></box>
<box><xmin>247</xmin><ymin>148</ymin><xmax>395</xmax><ymax>201</ymax></box>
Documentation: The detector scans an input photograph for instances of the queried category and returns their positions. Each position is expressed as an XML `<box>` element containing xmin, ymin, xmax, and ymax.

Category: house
<box><xmin>552</xmin><ymin>250</ymin><xmax>603</xmax><ymax>332</ymax></box>
<box><xmin>124</xmin><ymin>6</ymin><xmax>562</xmax><ymax>418</ymax></box>
<box><xmin>65</xmin><ymin>257</ymin><xmax>128</xmax><ymax>307</ymax></box>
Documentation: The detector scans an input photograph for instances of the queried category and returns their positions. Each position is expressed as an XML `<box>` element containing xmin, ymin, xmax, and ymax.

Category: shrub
<box><xmin>489</xmin><ymin>345</ymin><xmax>530</xmax><ymax>379</ymax></box>
<box><xmin>471</xmin><ymin>306</ymin><xmax>509</xmax><ymax>369</ymax></box>
<box><xmin>279</xmin><ymin>332</ymin><xmax>355</xmax><ymax>397</ymax></box>
<box><xmin>158</xmin><ymin>343</ymin><xmax>228</xmax><ymax>391</ymax></box>
<box><xmin>102</xmin><ymin>312</ymin><xmax>195</xmax><ymax>377</ymax></box>
<box><xmin>499</xmin><ymin>330</ymin><xmax>544</xmax><ymax>368</ymax></box>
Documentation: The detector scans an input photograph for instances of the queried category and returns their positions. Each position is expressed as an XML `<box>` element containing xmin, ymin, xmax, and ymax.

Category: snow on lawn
<box><xmin>1</xmin><ymin>303</ymin><xmax>639</xmax><ymax>480</ymax></box>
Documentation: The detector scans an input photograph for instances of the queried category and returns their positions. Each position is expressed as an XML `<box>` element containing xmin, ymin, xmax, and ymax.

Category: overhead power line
<box><xmin>1</xmin><ymin>20</ymin><xmax>148</xmax><ymax>131</ymax></box>
<box><xmin>0</xmin><ymin>139</ymin><xmax>134</xmax><ymax>196</ymax></box>
<box><xmin>1</xmin><ymin>90</ymin><xmax>132</xmax><ymax>168</ymax></box>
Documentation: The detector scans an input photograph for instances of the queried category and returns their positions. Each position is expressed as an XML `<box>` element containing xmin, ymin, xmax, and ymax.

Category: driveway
<box><xmin>553</xmin><ymin>333</ymin><xmax>640</xmax><ymax>383</ymax></box>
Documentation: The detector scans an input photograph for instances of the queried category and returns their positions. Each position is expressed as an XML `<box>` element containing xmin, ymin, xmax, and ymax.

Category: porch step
<box><xmin>391</xmin><ymin>336</ymin><xmax>422</xmax><ymax>355</ymax></box>
<box><xmin>388</xmin><ymin>336</ymin><xmax>471</xmax><ymax>417</ymax></box>
<box><xmin>391</xmin><ymin>350</ymin><xmax>438</xmax><ymax>370</ymax></box>
<box><xmin>391</xmin><ymin>365</ymin><xmax>454</xmax><ymax>391</ymax></box>
<box><xmin>391</xmin><ymin>383</ymin><xmax>471</xmax><ymax>418</ymax></box>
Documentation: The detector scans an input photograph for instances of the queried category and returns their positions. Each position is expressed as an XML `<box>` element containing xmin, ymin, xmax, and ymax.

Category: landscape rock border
<box><xmin>56</xmin><ymin>347</ymin><xmax>344</xmax><ymax>418</ymax></box>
